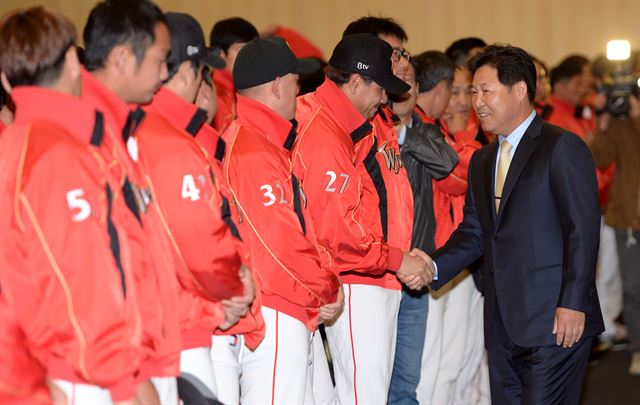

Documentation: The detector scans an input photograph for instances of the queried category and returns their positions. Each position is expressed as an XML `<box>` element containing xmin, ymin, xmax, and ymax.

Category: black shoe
<box><xmin>611</xmin><ymin>336</ymin><xmax>630</xmax><ymax>351</ymax></box>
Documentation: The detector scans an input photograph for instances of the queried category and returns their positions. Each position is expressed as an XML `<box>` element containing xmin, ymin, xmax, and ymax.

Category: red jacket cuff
<box><xmin>387</xmin><ymin>247</ymin><xmax>403</xmax><ymax>271</ymax></box>
<box><xmin>108</xmin><ymin>375</ymin><xmax>137</xmax><ymax>402</ymax></box>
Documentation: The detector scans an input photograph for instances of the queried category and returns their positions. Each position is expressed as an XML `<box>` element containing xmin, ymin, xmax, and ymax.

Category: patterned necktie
<box><xmin>495</xmin><ymin>141</ymin><xmax>512</xmax><ymax>213</ymax></box>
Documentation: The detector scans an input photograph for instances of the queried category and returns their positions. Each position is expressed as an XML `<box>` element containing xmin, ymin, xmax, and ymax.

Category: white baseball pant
<box><xmin>321</xmin><ymin>284</ymin><xmax>401</xmax><ymax>404</ymax></box>
<box><xmin>52</xmin><ymin>380</ymin><xmax>113</xmax><ymax>404</ymax></box>
<box><xmin>597</xmin><ymin>219</ymin><xmax>623</xmax><ymax>340</ymax></box>
<box><xmin>239</xmin><ymin>306</ymin><xmax>314</xmax><ymax>404</ymax></box>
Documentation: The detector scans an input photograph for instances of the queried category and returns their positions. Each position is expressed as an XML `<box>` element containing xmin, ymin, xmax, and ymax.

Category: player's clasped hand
<box><xmin>318</xmin><ymin>283</ymin><xmax>345</xmax><ymax>324</ymax></box>
<box><xmin>396</xmin><ymin>248</ymin><xmax>435</xmax><ymax>290</ymax></box>
<box><xmin>219</xmin><ymin>265</ymin><xmax>256</xmax><ymax>330</ymax></box>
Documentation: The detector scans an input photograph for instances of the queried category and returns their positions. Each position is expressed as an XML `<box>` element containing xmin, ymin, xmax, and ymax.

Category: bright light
<box><xmin>607</xmin><ymin>40</ymin><xmax>631</xmax><ymax>61</ymax></box>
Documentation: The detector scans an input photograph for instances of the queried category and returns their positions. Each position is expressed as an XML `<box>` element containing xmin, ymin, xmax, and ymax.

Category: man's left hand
<box><xmin>552</xmin><ymin>307</ymin><xmax>585</xmax><ymax>348</ymax></box>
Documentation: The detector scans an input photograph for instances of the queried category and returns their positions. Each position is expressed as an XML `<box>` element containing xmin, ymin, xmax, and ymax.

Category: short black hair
<box><xmin>413</xmin><ymin>50</ymin><xmax>455</xmax><ymax>93</ymax></box>
<box><xmin>470</xmin><ymin>43</ymin><xmax>537</xmax><ymax>104</ymax></box>
<box><xmin>445</xmin><ymin>37</ymin><xmax>487</xmax><ymax>67</ymax></box>
<box><xmin>325</xmin><ymin>65</ymin><xmax>373</xmax><ymax>87</ymax></box>
<box><xmin>342</xmin><ymin>16</ymin><xmax>408</xmax><ymax>42</ymax></box>
<box><xmin>550</xmin><ymin>54</ymin><xmax>590</xmax><ymax>88</ymax></box>
<box><xmin>209</xmin><ymin>17</ymin><xmax>258</xmax><ymax>53</ymax></box>
<box><xmin>83</xmin><ymin>0</ymin><xmax>167</xmax><ymax>71</ymax></box>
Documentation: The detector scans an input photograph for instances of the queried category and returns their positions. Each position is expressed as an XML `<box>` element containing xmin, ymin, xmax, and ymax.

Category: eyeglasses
<box><xmin>391</xmin><ymin>48</ymin><xmax>411</xmax><ymax>62</ymax></box>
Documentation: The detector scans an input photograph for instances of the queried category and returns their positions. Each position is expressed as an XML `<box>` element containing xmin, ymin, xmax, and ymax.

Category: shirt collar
<box><xmin>499</xmin><ymin>109</ymin><xmax>536</xmax><ymax>149</ymax></box>
<box><xmin>81</xmin><ymin>68</ymin><xmax>131</xmax><ymax>134</ymax></box>
<box><xmin>315</xmin><ymin>79</ymin><xmax>371</xmax><ymax>142</ymax></box>
<box><xmin>236</xmin><ymin>94</ymin><xmax>295</xmax><ymax>151</ymax></box>
<box><xmin>148</xmin><ymin>87</ymin><xmax>207</xmax><ymax>136</ymax></box>
<box><xmin>12</xmin><ymin>86</ymin><xmax>99</xmax><ymax>145</ymax></box>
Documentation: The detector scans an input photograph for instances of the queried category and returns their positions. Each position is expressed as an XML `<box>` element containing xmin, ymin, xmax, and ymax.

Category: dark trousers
<box><xmin>488</xmin><ymin>302</ymin><xmax>592</xmax><ymax>405</ymax></box>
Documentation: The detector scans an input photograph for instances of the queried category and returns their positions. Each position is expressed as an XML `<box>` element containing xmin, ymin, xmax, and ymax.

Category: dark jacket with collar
<box><xmin>400</xmin><ymin>112</ymin><xmax>458</xmax><ymax>254</ymax></box>
<box><xmin>431</xmin><ymin>114</ymin><xmax>604</xmax><ymax>349</ymax></box>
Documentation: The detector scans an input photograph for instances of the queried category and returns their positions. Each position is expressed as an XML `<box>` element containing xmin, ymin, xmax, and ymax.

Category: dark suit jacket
<box><xmin>431</xmin><ymin>114</ymin><xmax>604</xmax><ymax>349</ymax></box>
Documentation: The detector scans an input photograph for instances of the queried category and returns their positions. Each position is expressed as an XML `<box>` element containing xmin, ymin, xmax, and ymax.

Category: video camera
<box><xmin>598</xmin><ymin>40</ymin><xmax>639</xmax><ymax>116</ymax></box>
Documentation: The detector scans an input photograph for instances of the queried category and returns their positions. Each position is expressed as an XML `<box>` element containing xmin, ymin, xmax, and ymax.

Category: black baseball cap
<box><xmin>329</xmin><ymin>33</ymin><xmax>410</xmax><ymax>95</ymax></box>
<box><xmin>233</xmin><ymin>36</ymin><xmax>320</xmax><ymax>90</ymax></box>
<box><xmin>165</xmin><ymin>12</ymin><xmax>225</xmax><ymax>69</ymax></box>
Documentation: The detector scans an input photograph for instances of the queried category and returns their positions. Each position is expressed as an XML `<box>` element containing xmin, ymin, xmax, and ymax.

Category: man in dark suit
<box><xmin>425</xmin><ymin>44</ymin><xmax>604</xmax><ymax>404</ymax></box>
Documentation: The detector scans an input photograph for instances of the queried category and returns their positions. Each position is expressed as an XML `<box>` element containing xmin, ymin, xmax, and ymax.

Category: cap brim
<box><xmin>373</xmin><ymin>73</ymin><xmax>411</xmax><ymax>95</ymax></box>
<box><xmin>293</xmin><ymin>57</ymin><xmax>321</xmax><ymax>76</ymax></box>
<box><xmin>201</xmin><ymin>48</ymin><xmax>226</xmax><ymax>69</ymax></box>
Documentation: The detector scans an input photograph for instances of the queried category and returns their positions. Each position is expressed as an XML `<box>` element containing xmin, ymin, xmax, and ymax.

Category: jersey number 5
<box><xmin>66</xmin><ymin>189</ymin><xmax>91</xmax><ymax>222</ymax></box>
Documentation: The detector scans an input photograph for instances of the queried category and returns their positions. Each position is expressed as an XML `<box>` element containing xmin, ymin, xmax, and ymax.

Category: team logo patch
<box><xmin>377</xmin><ymin>141</ymin><xmax>403</xmax><ymax>174</ymax></box>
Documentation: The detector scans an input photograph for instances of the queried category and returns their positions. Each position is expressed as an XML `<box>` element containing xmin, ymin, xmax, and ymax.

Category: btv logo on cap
<box><xmin>187</xmin><ymin>45</ymin><xmax>199</xmax><ymax>56</ymax></box>
<box><xmin>357</xmin><ymin>62</ymin><xmax>369</xmax><ymax>70</ymax></box>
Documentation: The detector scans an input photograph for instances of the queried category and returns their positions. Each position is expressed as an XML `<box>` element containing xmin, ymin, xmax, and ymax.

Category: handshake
<box><xmin>396</xmin><ymin>248</ymin><xmax>436</xmax><ymax>290</ymax></box>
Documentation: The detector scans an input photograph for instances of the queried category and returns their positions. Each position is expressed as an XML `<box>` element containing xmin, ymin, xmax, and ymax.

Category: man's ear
<box><xmin>271</xmin><ymin>76</ymin><xmax>282</xmax><ymax>99</ymax></box>
<box><xmin>1</xmin><ymin>72</ymin><xmax>13</xmax><ymax>95</ymax></box>
<box><xmin>513</xmin><ymin>80</ymin><xmax>528</xmax><ymax>102</ymax></box>
<box><xmin>176</xmin><ymin>61</ymin><xmax>194</xmax><ymax>88</ymax></box>
<box><xmin>66</xmin><ymin>46</ymin><xmax>81</xmax><ymax>80</ymax></box>
<box><xmin>109</xmin><ymin>44</ymin><xmax>133</xmax><ymax>74</ymax></box>
<box><xmin>347</xmin><ymin>74</ymin><xmax>361</xmax><ymax>95</ymax></box>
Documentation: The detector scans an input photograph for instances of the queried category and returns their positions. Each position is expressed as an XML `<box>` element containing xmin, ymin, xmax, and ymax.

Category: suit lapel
<box><xmin>495</xmin><ymin>115</ymin><xmax>543</xmax><ymax>226</ymax></box>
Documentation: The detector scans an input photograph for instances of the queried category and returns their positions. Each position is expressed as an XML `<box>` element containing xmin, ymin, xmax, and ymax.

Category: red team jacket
<box><xmin>81</xmin><ymin>70</ymin><xmax>182</xmax><ymax>380</ymax></box>
<box><xmin>223</xmin><ymin>95</ymin><xmax>339</xmax><ymax>330</ymax></box>
<box><xmin>0</xmin><ymin>294</ymin><xmax>49</xmax><ymax>405</ymax></box>
<box><xmin>0</xmin><ymin>87</ymin><xmax>143</xmax><ymax>400</ymax></box>
<box><xmin>419</xmin><ymin>110</ymin><xmax>482</xmax><ymax>248</ymax></box>
<box><xmin>294</xmin><ymin>80</ymin><xmax>404</xmax><ymax>289</ymax></box>
<box><xmin>146</xmin><ymin>87</ymin><xmax>265</xmax><ymax>350</ymax></box>
<box><xmin>365</xmin><ymin>104</ymin><xmax>414</xmax><ymax>289</ymax></box>
<box><xmin>213</xmin><ymin>69</ymin><xmax>237</xmax><ymax>133</ymax></box>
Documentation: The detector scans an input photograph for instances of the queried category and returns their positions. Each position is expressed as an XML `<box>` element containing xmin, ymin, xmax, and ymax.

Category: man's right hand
<box><xmin>396</xmin><ymin>248</ymin><xmax>435</xmax><ymax>290</ymax></box>
<box><xmin>219</xmin><ymin>265</ymin><xmax>255</xmax><ymax>331</ymax></box>
<box><xmin>128</xmin><ymin>379</ymin><xmax>159</xmax><ymax>405</ymax></box>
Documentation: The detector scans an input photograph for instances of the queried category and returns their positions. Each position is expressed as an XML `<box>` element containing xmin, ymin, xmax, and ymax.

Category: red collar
<box><xmin>414</xmin><ymin>106</ymin><xmax>435</xmax><ymax>125</ymax></box>
<box><xmin>236</xmin><ymin>95</ymin><xmax>293</xmax><ymax>150</ymax></box>
<box><xmin>213</xmin><ymin>69</ymin><xmax>234</xmax><ymax>92</ymax></box>
<box><xmin>148</xmin><ymin>87</ymin><xmax>207</xmax><ymax>135</ymax></box>
<box><xmin>81</xmin><ymin>68</ymin><xmax>131</xmax><ymax>134</ymax></box>
<box><xmin>12</xmin><ymin>86</ymin><xmax>97</xmax><ymax>145</ymax></box>
<box><xmin>315</xmin><ymin>79</ymin><xmax>368</xmax><ymax>135</ymax></box>
<box><xmin>550</xmin><ymin>95</ymin><xmax>576</xmax><ymax>116</ymax></box>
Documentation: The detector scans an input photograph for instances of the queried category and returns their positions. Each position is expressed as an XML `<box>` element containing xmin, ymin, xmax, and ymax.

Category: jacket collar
<box><xmin>236</xmin><ymin>94</ymin><xmax>295</xmax><ymax>151</ymax></box>
<box><xmin>213</xmin><ymin>69</ymin><xmax>234</xmax><ymax>92</ymax></box>
<box><xmin>81</xmin><ymin>68</ymin><xmax>131</xmax><ymax>135</ymax></box>
<box><xmin>315</xmin><ymin>79</ymin><xmax>371</xmax><ymax>143</ymax></box>
<box><xmin>12</xmin><ymin>86</ymin><xmax>102</xmax><ymax>145</ymax></box>
<box><xmin>149</xmin><ymin>87</ymin><xmax>208</xmax><ymax>136</ymax></box>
